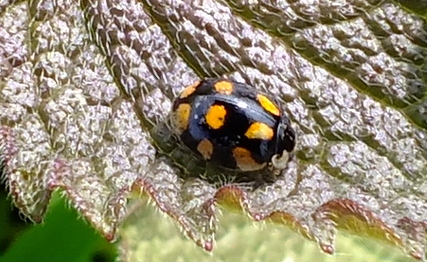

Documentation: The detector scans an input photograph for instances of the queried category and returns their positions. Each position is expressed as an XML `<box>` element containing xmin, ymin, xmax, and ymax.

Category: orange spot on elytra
<box><xmin>179</xmin><ymin>81</ymin><xmax>200</xmax><ymax>99</ymax></box>
<box><xmin>172</xmin><ymin>103</ymin><xmax>191</xmax><ymax>133</ymax></box>
<box><xmin>205</xmin><ymin>105</ymin><xmax>226</xmax><ymax>129</ymax></box>
<box><xmin>214</xmin><ymin>80</ymin><xmax>233</xmax><ymax>95</ymax></box>
<box><xmin>197</xmin><ymin>139</ymin><xmax>213</xmax><ymax>160</ymax></box>
<box><xmin>257</xmin><ymin>94</ymin><xmax>280</xmax><ymax>116</ymax></box>
<box><xmin>244</xmin><ymin>122</ymin><xmax>274</xmax><ymax>140</ymax></box>
<box><xmin>232</xmin><ymin>147</ymin><xmax>265</xmax><ymax>171</ymax></box>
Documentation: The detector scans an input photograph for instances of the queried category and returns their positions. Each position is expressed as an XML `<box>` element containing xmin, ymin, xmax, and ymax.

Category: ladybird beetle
<box><xmin>170</xmin><ymin>78</ymin><xmax>296</xmax><ymax>172</ymax></box>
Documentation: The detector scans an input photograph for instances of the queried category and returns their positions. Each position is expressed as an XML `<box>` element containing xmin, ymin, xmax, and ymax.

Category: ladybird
<box><xmin>170</xmin><ymin>78</ymin><xmax>296</xmax><ymax>172</ymax></box>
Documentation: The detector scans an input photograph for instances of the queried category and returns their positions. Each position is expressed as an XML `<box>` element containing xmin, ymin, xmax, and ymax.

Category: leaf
<box><xmin>0</xmin><ymin>192</ymin><xmax>115</xmax><ymax>262</ymax></box>
<box><xmin>0</xmin><ymin>0</ymin><xmax>426</xmax><ymax>261</ymax></box>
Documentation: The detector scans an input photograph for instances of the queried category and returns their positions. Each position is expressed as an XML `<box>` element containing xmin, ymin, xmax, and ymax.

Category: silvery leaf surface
<box><xmin>0</xmin><ymin>0</ymin><xmax>426</xmax><ymax>261</ymax></box>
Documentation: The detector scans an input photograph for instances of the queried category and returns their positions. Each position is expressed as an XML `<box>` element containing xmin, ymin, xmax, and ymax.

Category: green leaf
<box><xmin>0</xmin><ymin>192</ymin><xmax>115</xmax><ymax>262</ymax></box>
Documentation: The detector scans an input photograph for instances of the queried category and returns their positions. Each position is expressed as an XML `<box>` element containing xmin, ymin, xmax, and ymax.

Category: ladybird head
<box><xmin>271</xmin><ymin>115</ymin><xmax>296</xmax><ymax>169</ymax></box>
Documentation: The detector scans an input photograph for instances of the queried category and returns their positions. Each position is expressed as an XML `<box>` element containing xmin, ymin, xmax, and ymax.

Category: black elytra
<box><xmin>171</xmin><ymin>78</ymin><xmax>296</xmax><ymax>172</ymax></box>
